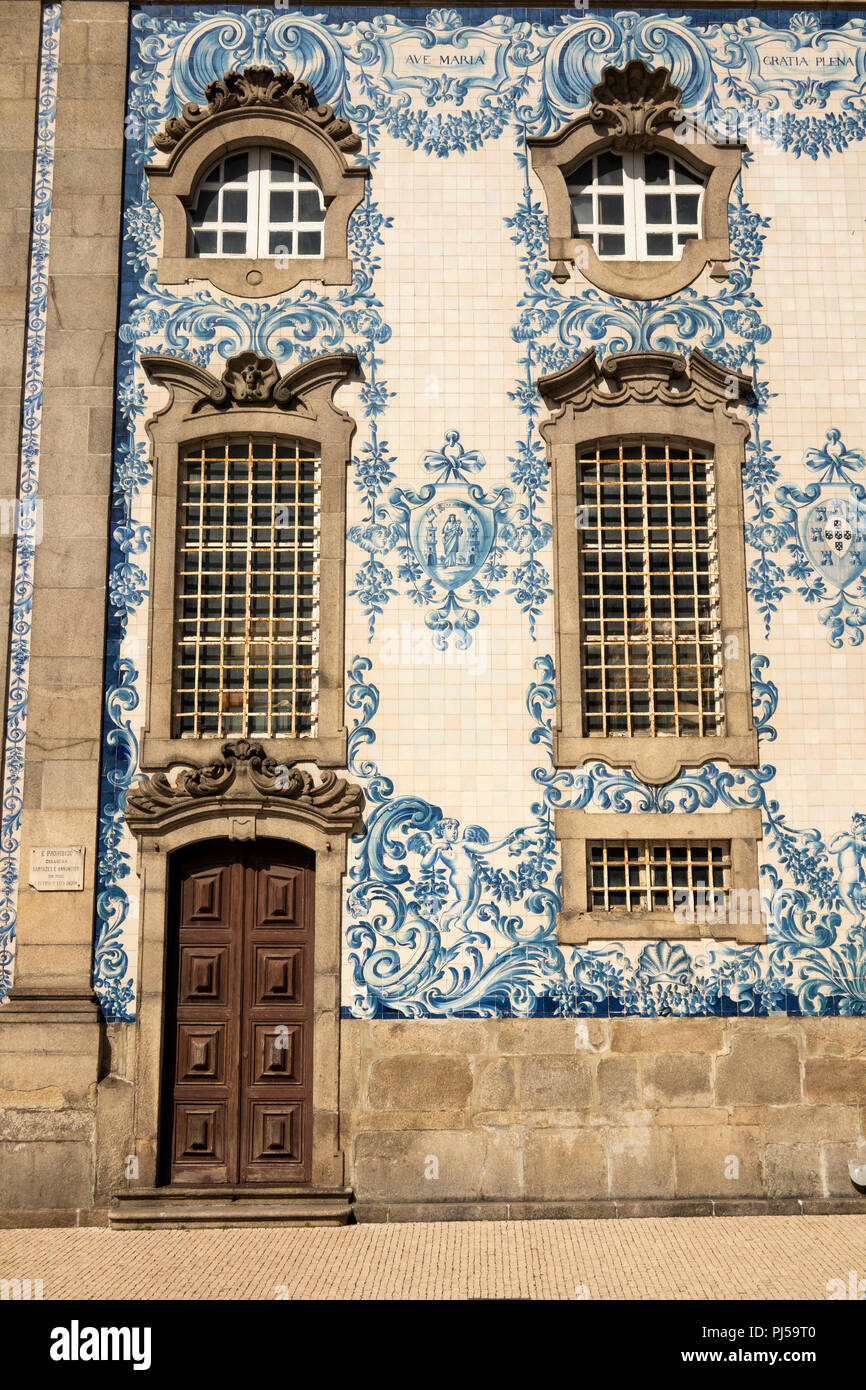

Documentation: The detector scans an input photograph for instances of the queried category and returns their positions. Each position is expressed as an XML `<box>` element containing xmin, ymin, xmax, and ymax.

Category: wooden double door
<box><xmin>160</xmin><ymin>839</ymin><xmax>315</xmax><ymax>1185</ymax></box>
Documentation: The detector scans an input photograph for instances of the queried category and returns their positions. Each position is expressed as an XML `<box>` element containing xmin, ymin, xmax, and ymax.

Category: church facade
<box><xmin>2</xmin><ymin>0</ymin><xmax>866</xmax><ymax>1225</ymax></box>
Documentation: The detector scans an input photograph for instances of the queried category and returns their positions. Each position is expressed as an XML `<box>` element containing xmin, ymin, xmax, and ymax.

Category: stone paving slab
<box><xmin>1</xmin><ymin>1215</ymin><xmax>865</xmax><ymax>1300</ymax></box>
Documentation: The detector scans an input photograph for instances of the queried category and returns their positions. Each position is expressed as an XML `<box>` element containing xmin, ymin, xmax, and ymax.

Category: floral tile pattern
<box><xmin>0</xmin><ymin>3</ymin><xmax>61</xmax><ymax>997</ymax></box>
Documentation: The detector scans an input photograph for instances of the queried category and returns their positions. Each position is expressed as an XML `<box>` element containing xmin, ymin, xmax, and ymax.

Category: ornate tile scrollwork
<box><xmin>71</xmin><ymin>4</ymin><xmax>866</xmax><ymax>1024</ymax></box>
<box><xmin>0</xmin><ymin>3</ymin><xmax>60</xmax><ymax>1000</ymax></box>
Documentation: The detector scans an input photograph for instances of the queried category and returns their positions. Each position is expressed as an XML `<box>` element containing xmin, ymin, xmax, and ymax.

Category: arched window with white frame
<box><xmin>566</xmin><ymin>150</ymin><xmax>706</xmax><ymax>261</ymax></box>
<box><xmin>187</xmin><ymin>148</ymin><xmax>326</xmax><ymax>259</ymax></box>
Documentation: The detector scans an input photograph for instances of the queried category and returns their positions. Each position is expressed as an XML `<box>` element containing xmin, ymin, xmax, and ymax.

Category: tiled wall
<box><xmin>0</xmin><ymin>2</ymin><xmax>60</xmax><ymax>996</ymax></box>
<box><xmin>45</xmin><ymin>4</ymin><xmax>866</xmax><ymax>1022</ymax></box>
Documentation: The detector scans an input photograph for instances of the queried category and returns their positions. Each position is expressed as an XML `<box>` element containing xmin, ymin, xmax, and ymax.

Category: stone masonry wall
<box><xmin>341</xmin><ymin>1019</ymin><xmax>866</xmax><ymax>1220</ymax></box>
<box><xmin>0</xmin><ymin>0</ymin><xmax>41</xmax><ymax>710</ymax></box>
<box><xmin>0</xmin><ymin>1</ymin><xmax>130</xmax><ymax>1228</ymax></box>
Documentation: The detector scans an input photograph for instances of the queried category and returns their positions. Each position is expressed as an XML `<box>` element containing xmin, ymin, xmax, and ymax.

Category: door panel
<box><xmin>162</xmin><ymin>840</ymin><xmax>314</xmax><ymax>1185</ymax></box>
<box><xmin>179</xmin><ymin>946</ymin><xmax>229</xmax><ymax>1004</ymax></box>
<box><xmin>254</xmin><ymin>946</ymin><xmax>303</xmax><ymax>1003</ymax></box>
<box><xmin>239</xmin><ymin>846</ymin><xmax>314</xmax><ymax>1182</ymax></box>
<box><xmin>256</xmin><ymin>864</ymin><xmax>304</xmax><ymax>927</ymax></box>
<box><xmin>184</xmin><ymin>867</ymin><xmax>228</xmax><ymax>923</ymax></box>
<box><xmin>173</xmin><ymin>1103</ymin><xmax>226</xmax><ymax>1166</ymax></box>
<box><xmin>248</xmin><ymin>1102</ymin><xmax>303</xmax><ymax>1166</ymax></box>
<box><xmin>176</xmin><ymin>1024</ymin><xmax>226</xmax><ymax>1083</ymax></box>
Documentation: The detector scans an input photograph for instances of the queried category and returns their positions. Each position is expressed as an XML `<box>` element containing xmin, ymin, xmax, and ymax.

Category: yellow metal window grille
<box><xmin>587</xmin><ymin>839</ymin><xmax>731</xmax><ymax>913</ymax></box>
<box><xmin>578</xmin><ymin>439</ymin><xmax>723</xmax><ymax>737</ymax></box>
<box><xmin>173</xmin><ymin>436</ymin><xmax>320</xmax><ymax>738</ymax></box>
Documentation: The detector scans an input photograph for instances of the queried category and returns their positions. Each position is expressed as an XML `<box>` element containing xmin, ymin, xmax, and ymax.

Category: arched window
<box><xmin>567</xmin><ymin>150</ymin><xmax>705</xmax><ymax>262</ymax></box>
<box><xmin>188</xmin><ymin>149</ymin><xmax>326</xmax><ymax>260</ymax></box>
<box><xmin>528</xmin><ymin>60</ymin><xmax>743</xmax><ymax>300</ymax></box>
<box><xmin>146</xmin><ymin>66</ymin><xmax>368</xmax><ymax>296</ymax></box>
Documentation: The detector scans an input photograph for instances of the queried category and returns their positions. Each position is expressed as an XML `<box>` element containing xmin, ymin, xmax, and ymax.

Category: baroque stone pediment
<box><xmin>153</xmin><ymin>65</ymin><xmax>361</xmax><ymax>155</ymax></box>
<box><xmin>589</xmin><ymin>60</ymin><xmax>683</xmax><ymax>151</ymax></box>
<box><xmin>140</xmin><ymin>350</ymin><xmax>360</xmax><ymax>418</ymax></box>
<box><xmin>538</xmin><ymin>348</ymin><xmax>751</xmax><ymax>417</ymax></box>
<box><xmin>126</xmin><ymin>741</ymin><xmax>364</xmax><ymax>837</ymax></box>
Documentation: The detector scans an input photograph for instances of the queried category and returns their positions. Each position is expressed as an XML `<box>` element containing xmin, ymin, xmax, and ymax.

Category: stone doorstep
<box><xmin>110</xmin><ymin>1185</ymin><xmax>355</xmax><ymax>1228</ymax></box>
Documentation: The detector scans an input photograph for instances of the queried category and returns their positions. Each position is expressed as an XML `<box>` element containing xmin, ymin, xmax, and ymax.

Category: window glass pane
<box><xmin>645</xmin><ymin>194</ymin><xmax>671</xmax><ymax>224</ymax></box>
<box><xmin>644</xmin><ymin>152</ymin><xmax>670</xmax><ymax>184</ymax></box>
<box><xmin>598</xmin><ymin>194</ymin><xmax>624</xmax><ymax>226</ymax></box>
<box><xmin>221</xmin><ymin>231</ymin><xmax>246</xmax><ymax>254</ymax></box>
<box><xmin>298</xmin><ymin>230</ymin><xmax>322</xmax><ymax>255</ymax></box>
<box><xmin>297</xmin><ymin>189</ymin><xmax>325</xmax><ymax>222</ymax></box>
<box><xmin>270</xmin><ymin>190</ymin><xmax>293</xmax><ymax>223</ymax></box>
<box><xmin>647</xmin><ymin>233</ymin><xmax>674</xmax><ymax>256</ymax></box>
<box><xmin>222</xmin><ymin>189</ymin><xmax>247</xmax><ymax>223</ymax></box>
<box><xmin>223</xmin><ymin>153</ymin><xmax>249</xmax><ymax>182</ymax></box>
<box><xmin>190</xmin><ymin>187</ymin><xmax>218</xmax><ymax>226</ymax></box>
<box><xmin>674</xmin><ymin>160</ymin><xmax>703</xmax><ymax>185</ymax></box>
<box><xmin>570</xmin><ymin>192</ymin><xmax>593</xmax><ymax>233</ymax></box>
<box><xmin>596</xmin><ymin>151</ymin><xmax>623</xmax><ymax>185</ymax></box>
<box><xmin>192</xmin><ymin>229</ymin><xmax>217</xmax><ymax>254</ymax></box>
<box><xmin>269</xmin><ymin>230</ymin><xmax>292</xmax><ymax>256</ymax></box>
<box><xmin>565</xmin><ymin>160</ymin><xmax>592</xmax><ymax>195</ymax></box>
<box><xmin>598</xmin><ymin>233</ymin><xmax>625</xmax><ymax>257</ymax></box>
<box><xmin>270</xmin><ymin>152</ymin><xmax>295</xmax><ymax>181</ymax></box>
<box><xmin>676</xmin><ymin>193</ymin><xmax>700</xmax><ymax>223</ymax></box>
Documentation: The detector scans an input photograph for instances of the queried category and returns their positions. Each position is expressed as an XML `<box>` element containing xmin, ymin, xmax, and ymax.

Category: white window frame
<box><xmin>188</xmin><ymin>147</ymin><xmax>326</xmax><ymax>260</ymax></box>
<box><xmin>566</xmin><ymin>150</ymin><xmax>705</xmax><ymax>262</ymax></box>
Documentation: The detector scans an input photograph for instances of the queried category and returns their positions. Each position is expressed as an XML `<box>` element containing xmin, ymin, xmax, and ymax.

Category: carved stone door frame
<box><xmin>122</xmin><ymin>742</ymin><xmax>363</xmax><ymax>1192</ymax></box>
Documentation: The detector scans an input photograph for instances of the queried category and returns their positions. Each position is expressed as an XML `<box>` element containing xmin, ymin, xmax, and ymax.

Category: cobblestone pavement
<box><xmin>1</xmin><ymin>1216</ymin><xmax>865</xmax><ymax>1299</ymax></box>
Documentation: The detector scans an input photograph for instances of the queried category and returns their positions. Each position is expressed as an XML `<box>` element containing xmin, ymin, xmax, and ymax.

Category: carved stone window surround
<box><xmin>528</xmin><ymin>60</ymin><xmax>745</xmax><ymax>301</ymax></box>
<box><xmin>140</xmin><ymin>350</ymin><xmax>360</xmax><ymax>772</ymax></box>
<box><xmin>122</xmin><ymin>740</ymin><xmax>364</xmax><ymax>1190</ymax></box>
<box><xmin>147</xmin><ymin>68</ymin><xmax>369</xmax><ymax>297</ymax></box>
<box><xmin>539</xmin><ymin>347</ymin><xmax>758</xmax><ymax>785</ymax></box>
<box><xmin>555</xmin><ymin>807</ymin><xmax>765</xmax><ymax>944</ymax></box>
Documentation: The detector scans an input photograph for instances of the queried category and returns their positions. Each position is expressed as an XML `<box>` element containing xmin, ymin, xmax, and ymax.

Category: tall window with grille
<box><xmin>583</xmin><ymin>442</ymin><xmax>722</xmax><ymax>745</ymax></box>
<box><xmin>174</xmin><ymin>436</ymin><xmax>320</xmax><ymax>739</ymax></box>
<box><xmin>579</xmin><ymin>439</ymin><xmax>723</xmax><ymax>739</ymax></box>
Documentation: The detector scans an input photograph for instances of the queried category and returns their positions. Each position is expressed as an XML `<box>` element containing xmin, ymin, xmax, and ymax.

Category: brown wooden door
<box><xmin>161</xmin><ymin>839</ymin><xmax>315</xmax><ymax>1185</ymax></box>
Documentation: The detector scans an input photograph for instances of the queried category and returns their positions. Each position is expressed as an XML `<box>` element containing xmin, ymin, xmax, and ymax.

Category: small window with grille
<box><xmin>173</xmin><ymin>436</ymin><xmax>320</xmax><ymax>739</ymax></box>
<box><xmin>579</xmin><ymin>439</ymin><xmax>723</xmax><ymax>740</ymax></box>
<box><xmin>587</xmin><ymin>839</ymin><xmax>730</xmax><ymax>913</ymax></box>
<box><xmin>566</xmin><ymin>150</ymin><xmax>704</xmax><ymax>261</ymax></box>
<box><xmin>187</xmin><ymin>148</ymin><xmax>326</xmax><ymax>259</ymax></box>
<box><xmin>554</xmin><ymin>809</ymin><xmax>764</xmax><ymax>943</ymax></box>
